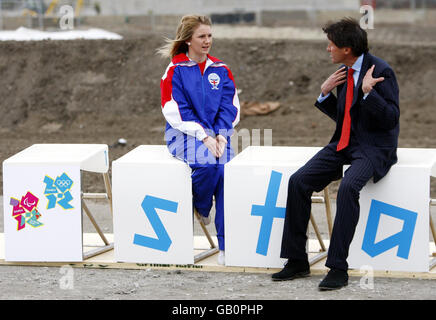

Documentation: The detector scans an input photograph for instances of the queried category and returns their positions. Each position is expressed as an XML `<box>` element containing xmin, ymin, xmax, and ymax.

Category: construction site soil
<box><xmin>0</xmin><ymin>26</ymin><xmax>435</xmax><ymax>196</ymax></box>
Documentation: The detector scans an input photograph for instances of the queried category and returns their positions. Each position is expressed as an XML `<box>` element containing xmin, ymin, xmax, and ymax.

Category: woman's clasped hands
<box><xmin>202</xmin><ymin>135</ymin><xmax>227</xmax><ymax>158</ymax></box>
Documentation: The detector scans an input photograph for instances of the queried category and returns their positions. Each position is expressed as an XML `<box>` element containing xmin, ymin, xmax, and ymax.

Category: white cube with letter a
<box><xmin>112</xmin><ymin>145</ymin><xmax>194</xmax><ymax>265</ymax></box>
<box><xmin>224</xmin><ymin>146</ymin><xmax>322</xmax><ymax>268</ymax></box>
<box><xmin>349</xmin><ymin>148</ymin><xmax>436</xmax><ymax>273</ymax></box>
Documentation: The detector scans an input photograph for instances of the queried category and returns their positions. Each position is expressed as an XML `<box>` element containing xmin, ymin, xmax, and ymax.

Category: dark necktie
<box><xmin>337</xmin><ymin>67</ymin><xmax>355</xmax><ymax>151</ymax></box>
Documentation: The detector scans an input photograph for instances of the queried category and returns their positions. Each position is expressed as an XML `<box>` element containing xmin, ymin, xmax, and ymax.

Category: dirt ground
<box><xmin>0</xmin><ymin>24</ymin><xmax>435</xmax><ymax>195</ymax></box>
<box><xmin>0</xmin><ymin>22</ymin><xmax>435</xmax><ymax>301</ymax></box>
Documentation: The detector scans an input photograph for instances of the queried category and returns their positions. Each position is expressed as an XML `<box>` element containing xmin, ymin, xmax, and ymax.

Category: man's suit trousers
<box><xmin>280</xmin><ymin>142</ymin><xmax>374</xmax><ymax>271</ymax></box>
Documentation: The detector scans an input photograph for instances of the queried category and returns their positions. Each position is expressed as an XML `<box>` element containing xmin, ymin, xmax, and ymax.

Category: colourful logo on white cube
<box><xmin>10</xmin><ymin>192</ymin><xmax>43</xmax><ymax>231</ymax></box>
<box><xmin>43</xmin><ymin>173</ymin><xmax>74</xmax><ymax>210</ymax></box>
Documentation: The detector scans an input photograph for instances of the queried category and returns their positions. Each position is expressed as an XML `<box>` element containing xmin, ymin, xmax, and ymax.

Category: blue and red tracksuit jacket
<box><xmin>160</xmin><ymin>53</ymin><xmax>240</xmax><ymax>165</ymax></box>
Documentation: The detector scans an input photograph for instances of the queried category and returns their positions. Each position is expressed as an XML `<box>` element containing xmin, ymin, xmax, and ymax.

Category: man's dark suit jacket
<box><xmin>315</xmin><ymin>52</ymin><xmax>400</xmax><ymax>183</ymax></box>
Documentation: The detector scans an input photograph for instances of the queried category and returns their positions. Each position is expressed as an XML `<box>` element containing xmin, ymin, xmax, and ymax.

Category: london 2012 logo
<box><xmin>10</xmin><ymin>192</ymin><xmax>43</xmax><ymax>231</ymax></box>
<box><xmin>9</xmin><ymin>172</ymin><xmax>74</xmax><ymax>232</ymax></box>
<box><xmin>43</xmin><ymin>172</ymin><xmax>74</xmax><ymax>210</ymax></box>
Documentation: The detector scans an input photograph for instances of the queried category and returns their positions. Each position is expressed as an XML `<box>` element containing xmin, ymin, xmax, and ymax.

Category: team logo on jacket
<box><xmin>208</xmin><ymin>73</ymin><xmax>220</xmax><ymax>90</ymax></box>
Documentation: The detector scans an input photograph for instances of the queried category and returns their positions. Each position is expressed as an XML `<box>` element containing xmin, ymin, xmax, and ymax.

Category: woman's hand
<box><xmin>203</xmin><ymin>136</ymin><xmax>219</xmax><ymax>158</ymax></box>
<box><xmin>216</xmin><ymin>135</ymin><xmax>227</xmax><ymax>158</ymax></box>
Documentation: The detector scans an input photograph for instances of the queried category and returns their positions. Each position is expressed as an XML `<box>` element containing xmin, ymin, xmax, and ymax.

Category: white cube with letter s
<box><xmin>112</xmin><ymin>146</ymin><xmax>194</xmax><ymax>265</ymax></box>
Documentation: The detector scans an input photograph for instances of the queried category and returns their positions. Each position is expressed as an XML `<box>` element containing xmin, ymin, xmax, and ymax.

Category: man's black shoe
<box><xmin>271</xmin><ymin>260</ymin><xmax>310</xmax><ymax>281</ymax></box>
<box><xmin>318</xmin><ymin>268</ymin><xmax>348</xmax><ymax>291</ymax></box>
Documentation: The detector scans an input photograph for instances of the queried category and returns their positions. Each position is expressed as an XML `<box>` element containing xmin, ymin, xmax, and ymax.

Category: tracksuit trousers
<box><xmin>167</xmin><ymin>133</ymin><xmax>233</xmax><ymax>251</ymax></box>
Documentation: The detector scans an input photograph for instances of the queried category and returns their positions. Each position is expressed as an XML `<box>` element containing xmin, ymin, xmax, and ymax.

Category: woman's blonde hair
<box><xmin>157</xmin><ymin>14</ymin><xmax>212</xmax><ymax>59</ymax></box>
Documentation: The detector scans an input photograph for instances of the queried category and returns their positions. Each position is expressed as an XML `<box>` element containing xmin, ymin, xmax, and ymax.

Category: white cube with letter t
<box><xmin>112</xmin><ymin>145</ymin><xmax>194</xmax><ymax>265</ymax></box>
<box><xmin>224</xmin><ymin>146</ymin><xmax>322</xmax><ymax>268</ymax></box>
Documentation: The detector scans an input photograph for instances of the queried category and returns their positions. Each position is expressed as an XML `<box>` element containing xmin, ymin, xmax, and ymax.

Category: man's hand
<box><xmin>216</xmin><ymin>135</ymin><xmax>227</xmax><ymax>158</ymax></box>
<box><xmin>321</xmin><ymin>66</ymin><xmax>347</xmax><ymax>96</ymax></box>
<box><xmin>362</xmin><ymin>65</ymin><xmax>385</xmax><ymax>94</ymax></box>
<box><xmin>203</xmin><ymin>136</ymin><xmax>219</xmax><ymax>158</ymax></box>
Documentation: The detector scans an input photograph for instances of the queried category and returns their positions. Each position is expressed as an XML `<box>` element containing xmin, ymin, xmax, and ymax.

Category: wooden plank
<box><xmin>0</xmin><ymin>234</ymin><xmax>435</xmax><ymax>279</ymax></box>
<box><xmin>323</xmin><ymin>187</ymin><xmax>333</xmax><ymax>238</ymax></box>
<box><xmin>309</xmin><ymin>213</ymin><xmax>326</xmax><ymax>251</ymax></box>
<box><xmin>83</xmin><ymin>243</ymin><xmax>114</xmax><ymax>260</ymax></box>
<box><xmin>82</xmin><ymin>199</ymin><xmax>110</xmax><ymax>246</ymax></box>
<box><xmin>194</xmin><ymin>247</ymin><xmax>219</xmax><ymax>263</ymax></box>
<box><xmin>194</xmin><ymin>210</ymin><xmax>217</xmax><ymax>249</ymax></box>
<box><xmin>0</xmin><ymin>255</ymin><xmax>434</xmax><ymax>279</ymax></box>
<box><xmin>82</xmin><ymin>193</ymin><xmax>108</xmax><ymax>199</ymax></box>
<box><xmin>311</xmin><ymin>196</ymin><xmax>324</xmax><ymax>203</ymax></box>
<box><xmin>430</xmin><ymin>258</ymin><xmax>436</xmax><ymax>270</ymax></box>
<box><xmin>430</xmin><ymin>215</ymin><xmax>436</xmax><ymax>245</ymax></box>
<box><xmin>309</xmin><ymin>251</ymin><xmax>328</xmax><ymax>266</ymax></box>
<box><xmin>102</xmin><ymin>172</ymin><xmax>113</xmax><ymax>216</ymax></box>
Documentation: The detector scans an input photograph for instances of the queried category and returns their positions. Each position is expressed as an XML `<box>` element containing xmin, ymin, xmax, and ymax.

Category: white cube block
<box><xmin>112</xmin><ymin>145</ymin><xmax>194</xmax><ymax>264</ymax></box>
<box><xmin>2</xmin><ymin>144</ymin><xmax>109</xmax><ymax>262</ymax></box>
<box><xmin>349</xmin><ymin>148</ymin><xmax>436</xmax><ymax>273</ymax></box>
<box><xmin>225</xmin><ymin>146</ymin><xmax>322</xmax><ymax>268</ymax></box>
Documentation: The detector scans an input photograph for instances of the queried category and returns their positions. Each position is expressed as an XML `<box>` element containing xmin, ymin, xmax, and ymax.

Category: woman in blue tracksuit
<box><xmin>158</xmin><ymin>15</ymin><xmax>240</xmax><ymax>265</ymax></box>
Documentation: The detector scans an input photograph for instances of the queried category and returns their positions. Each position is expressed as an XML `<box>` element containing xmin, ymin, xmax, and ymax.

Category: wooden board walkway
<box><xmin>0</xmin><ymin>233</ymin><xmax>435</xmax><ymax>280</ymax></box>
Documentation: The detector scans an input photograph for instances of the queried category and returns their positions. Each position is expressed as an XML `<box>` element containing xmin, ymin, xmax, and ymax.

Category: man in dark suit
<box><xmin>272</xmin><ymin>18</ymin><xmax>399</xmax><ymax>290</ymax></box>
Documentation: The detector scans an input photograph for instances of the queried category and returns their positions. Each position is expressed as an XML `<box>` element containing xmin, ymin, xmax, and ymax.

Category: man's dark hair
<box><xmin>322</xmin><ymin>18</ymin><xmax>369</xmax><ymax>57</ymax></box>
